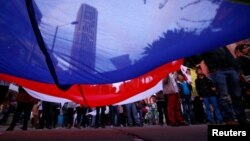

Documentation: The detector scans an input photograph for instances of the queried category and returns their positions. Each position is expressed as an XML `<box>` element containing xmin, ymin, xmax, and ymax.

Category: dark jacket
<box><xmin>155</xmin><ymin>90</ymin><xmax>165</xmax><ymax>102</ymax></box>
<box><xmin>195</xmin><ymin>75</ymin><xmax>217</xmax><ymax>97</ymax></box>
<box><xmin>202</xmin><ymin>47</ymin><xmax>236</xmax><ymax>72</ymax></box>
<box><xmin>236</xmin><ymin>55</ymin><xmax>250</xmax><ymax>76</ymax></box>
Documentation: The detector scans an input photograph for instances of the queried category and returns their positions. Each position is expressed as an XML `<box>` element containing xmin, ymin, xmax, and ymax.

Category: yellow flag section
<box><xmin>190</xmin><ymin>68</ymin><xmax>198</xmax><ymax>97</ymax></box>
<box><xmin>181</xmin><ymin>65</ymin><xmax>198</xmax><ymax>97</ymax></box>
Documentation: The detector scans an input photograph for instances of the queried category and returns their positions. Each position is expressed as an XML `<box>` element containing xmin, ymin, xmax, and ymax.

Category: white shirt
<box><xmin>163</xmin><ymin>73</ymin><xmax>179</xmax><ymax>94</ymax></box>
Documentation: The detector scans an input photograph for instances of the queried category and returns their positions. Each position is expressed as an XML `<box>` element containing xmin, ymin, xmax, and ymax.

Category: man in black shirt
<box><xmin>235</xmin><ymin>44</ymin><xmax>250</xmax><ymax>101</ymax></box>
<box><xmin>202</xmin><ymin>47</ymin><xmax>247</xmax><ymax>125</ymax></box>
<box><xmin>195</xmin><ymin>67</ymin><xmax>222</xmax><ymax>124</ymax></box>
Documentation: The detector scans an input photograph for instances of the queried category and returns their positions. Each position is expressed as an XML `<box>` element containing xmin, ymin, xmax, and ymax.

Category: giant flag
<box><xmin>0</xmin><ymin>0</ymin><xmax>250</xmax><ymax>106</ymax></box>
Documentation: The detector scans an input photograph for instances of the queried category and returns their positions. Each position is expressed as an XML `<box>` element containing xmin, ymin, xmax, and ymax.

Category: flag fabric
<box><xmin>1</xmin><ymin>60</ymin><xmax>182</xmax><ymax>107</ymax></box>
<box><xmin>1</xmin><ymin>0</ymin><xmax>250</xmax><ymax>106</ymax></box>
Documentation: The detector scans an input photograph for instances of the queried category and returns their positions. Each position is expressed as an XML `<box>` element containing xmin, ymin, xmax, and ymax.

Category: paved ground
<box><xmin>0</xmin><ymin>124</ymin><xmax>207</xmax><ymax>141</ymax></box>
<box><xmin>0</xmin><ymin>109</ymin><xmax>249</xmax><ymax>141</ymax></box>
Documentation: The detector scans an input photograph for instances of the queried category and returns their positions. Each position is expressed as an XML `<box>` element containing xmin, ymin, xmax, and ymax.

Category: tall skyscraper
<box><xmin>71</xmin><ymin>4</ymin><xmax>98</xmax><ymax>74</ymax></box>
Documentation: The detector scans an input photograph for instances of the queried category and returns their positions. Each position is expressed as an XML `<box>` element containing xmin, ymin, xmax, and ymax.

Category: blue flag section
<box><xmin>1</xmin><ymin>0</ymin><xmax>250</xmax><ymax>86</ymax></box>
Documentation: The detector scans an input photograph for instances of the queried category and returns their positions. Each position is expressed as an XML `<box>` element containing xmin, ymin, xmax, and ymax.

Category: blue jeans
<box><xmin>137</xmin><ymin>109</ymin><xmax>143</xmax><ymax>126</ymax></box>
<box><xmin>203</xmin><ymin>96</ymin><xmax>222</xmax><ymax>122</ymax></box>
<box><xmin>210</xmin><ymin>69</ymin><xmax>246</xmax><ymax>123</ymax></box>
<box><xmin>181</xmin><ymin>95</ymin><xmax>192</xmax><ymax>124</ymax></box>
<box><xmin>125</xmin><ymin>103</ymin><xmax>140</xmax><ymax>126</ymax></box>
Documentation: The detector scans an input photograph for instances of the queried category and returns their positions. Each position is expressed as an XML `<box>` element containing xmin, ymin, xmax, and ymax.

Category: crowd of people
<box><xmin>0</xmin><ymin>40</ymin><xmax>250</xmax><ymax>131</ymax></box>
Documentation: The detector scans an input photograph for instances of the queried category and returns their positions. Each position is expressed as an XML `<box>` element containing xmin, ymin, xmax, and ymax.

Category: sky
<box><xmin>34</xmin><ymin>0</ymin><xmax>221</xmax><ymax>71</ymax></box>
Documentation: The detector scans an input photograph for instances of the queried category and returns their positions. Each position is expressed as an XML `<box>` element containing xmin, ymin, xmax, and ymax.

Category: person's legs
<box><xmin>53</xmin><ymin>109</ymin><xmax>60</xmax><ymax>128</ymax></box>
<box><xmin>6</xmin><ymin>102</ymin><xmax>23</xmax><ymax>131</ymax></box>
<box><xmin>42</xmin><ymin>102</ymin><xmax>52</xmax><ymax>129</ymax></box>
<box><xmin>22</xmin><ymin>103</ymin><xmax>33</xmax><ymax>130</ymax></box>
<box><xmin>0</xmin><ymin>108</ymin><xmax>10</xmax><ymax>124</ymax></box>
<box><xmin>167</xmin><ymin>94</ymin><xmax>176</xmax><ymax>125</ymax></box>
<box><xmin>109</xmin><ymin>106</ymin><xmax>115</xmax><ymax>126</ymax></box>
<box><xmin>227</xmin><ymin>70</ymin><xmax>247</xmax><ymax>124</ymax></box>
<box><xmin>131</xmin><ymin>103</ymin><xmax>140</xmax><ymax>126</ymax></box>
<box><xmin>174</xmin><ymin>95</ymin><xmax>185</xmax><ymax>125</ymax></box>
<box><xmin>66</xmin><ymin>108</ymin><xmax>74</xmax><ymax>128</ymax></box>
<box><xmin>203</xmin><ymin>97</ymin><xmax>213</xmax><ymax>123</ymax></box>
<box><xmin>181</xmin><ymin>96</ymin><xmax>192</xmax><ymax>124</ymax></box>
<box><xmin>163</xmin><ymin>96</ymin><xmax>169</xmax><ymax>124</ymax></box>
<box><xmin>137</xmin><ymin>109</ymin><xmax>143</xmax><ymax>126</ymax></box>
<box><xmin>0</xmin><ymin>86</ymin><xmax>9</xmax><ymax>105</ymax></box>
<box><xmin>181</xmin><ymin>96</ymin><xmax>187</xmax><ymax>123</ymax></box>
<box><xmin>157</xmin><ymin>101</ymin><xmax>164</xmax><ymax>125</ymax></box>
<box><xmin>125</xmin><ymin>104</ymin><xmax>133</xmax><ymax>126</ymax></box>
<box><xmin>100</xmin><ymin>106</ymin><xmax>106</xmax><ymax>128</ymax></box>
<box><xmin>119</xmin><ymin>113</ymin><xmax>126</xmax><ymax>127</ymax></box>
<box><xmin>210</xmin><ymin>71</ymin><xmax>235</xmax><ymax>122</ymax></box>
<box><xmin>81</xmin><ymin>107</ymin><xmax>87</xmax><ymax>127</ymax></box>
<box><xmin>115</xmin><ymin>106</ymin><xmax>121</xmax><ymax>126</ymax></box>
<box><xmin>75</xmin><ymin>107</ymin><xmax>82</xmax><ymax>128</ymax></box>
<box><xmin>209</xmin><ymin>96</ymin><xmax>222</xmax><ymax>123</ymax></box>
<box><xmin>95</xmin><ymin>107</ymin><xmax>100</xmax><ymax>128</ymax></box>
